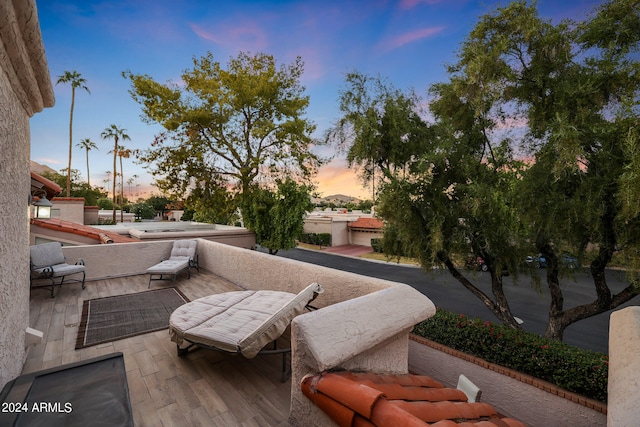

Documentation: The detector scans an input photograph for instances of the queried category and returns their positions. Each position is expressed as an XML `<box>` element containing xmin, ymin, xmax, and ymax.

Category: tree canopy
<box><xmin>242</xmin><ymin>178</ymin><xmax>313</xmax><ymax>254</ymax></box>
<box><xmin>125</xmin><ymin>51</ymin><xmax>322</xmax><ymax>200</ymax></box>
<box><xmin>125</xmin><ymin>52</ymin><xmax>321</xmax><ymax>249</ymax></box>
<box><xmin>331</xmin><ymin>0</ymin><xmax>640</xmax><ymax>341</ymax></box>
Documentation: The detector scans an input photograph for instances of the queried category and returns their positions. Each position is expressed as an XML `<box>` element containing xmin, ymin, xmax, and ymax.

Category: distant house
<box><xmin>303</xmin><ymin>210</ymin><xmax>383</xmax><ymax>247</ymax></box>
<box><xmin>166</xmin><ymin>210</ymin><xmax>184</xmax><ymax>221</ymax></box>
<box><xmin>347</xmin><ymin>216</ymin><xmax>384</xmax><ymax>247</ymax></box>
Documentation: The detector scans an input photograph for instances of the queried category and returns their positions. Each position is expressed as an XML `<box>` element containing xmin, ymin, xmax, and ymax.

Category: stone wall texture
<box><xmin>0</xmin><ymin>0</ymin><xmax>53</xmax><ymax>389</ymax></box>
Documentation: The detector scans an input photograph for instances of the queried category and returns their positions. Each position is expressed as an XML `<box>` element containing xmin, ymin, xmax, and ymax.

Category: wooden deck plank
<box><xmin>25</xmin><ymin>268</ymin><xmax>292</xmax><ymax>426</ymax></box>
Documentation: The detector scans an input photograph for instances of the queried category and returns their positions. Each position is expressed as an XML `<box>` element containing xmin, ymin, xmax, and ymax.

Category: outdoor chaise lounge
<box><xmin>30</xmin><ymin>241</ymin><xmax>86</xmax><ymax>298</ymax></box>
<box><xmin>169</xmin><ymin>282</ymin><xmax>324</xmax><ymax>381</ymax></box>
<box><xmin>146</xmin><ymin>239</ymin><xmax>199</xmax><ymax>287</ymax></box>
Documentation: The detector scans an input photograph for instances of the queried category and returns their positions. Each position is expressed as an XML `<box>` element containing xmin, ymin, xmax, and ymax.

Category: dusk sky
<box><xmin>31</xmin><ymin>0</ymin><xmax>601</xmax><ymax>200</ymax></box>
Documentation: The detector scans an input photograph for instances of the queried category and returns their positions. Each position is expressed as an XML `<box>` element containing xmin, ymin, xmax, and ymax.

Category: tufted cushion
<box><xmin>169</xmin><ymin>282</ymin><xmax>323</xmax><ymax>358</ymax></box>
<box><xmin>146</xmin><ymin>258</ymin><xmax>190</xmax><ymax>275</ymax></box>
<box><xmin>30</xmin><ymin>242</ymin><xmax>66</xmax><ymax>267</ymax></box>
<box><xmin>169</xmin><ymin>239</ymin><xmax>197</xmax><ymax>259</ymax></box>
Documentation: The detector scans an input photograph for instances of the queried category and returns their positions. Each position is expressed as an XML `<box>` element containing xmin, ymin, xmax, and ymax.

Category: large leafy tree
<box><xmin>333</xmin><ymin>0</ymin><xmax>640</xmax><ymax>341</ymax></box>
<box><xmin>146</xmin><ymin>195</ymin><xmax>173</xmax><ymax>218</ymax></box>
<box><xmin>242</xmin><ymin>178</ymin><xmax>314</xmax><ymax>255</ymax></box>
<box><xmin>101</xmin><ymin>125</ymin><xmax>130</xmax><ymax>223</ymax></box>
<box><xmin>56</xmin><ymin>71</ymin><xmax>90</xmax><ymax>197</ymax></box>
<box><xmin>124</xmin><ymin>51</ymin><xmax>322</xmax><ymax>203</ymax></box>
<box><xmin>41</xmin><ymin>169</ymin><xmax>106</xmax><ymax>206</ymax></box>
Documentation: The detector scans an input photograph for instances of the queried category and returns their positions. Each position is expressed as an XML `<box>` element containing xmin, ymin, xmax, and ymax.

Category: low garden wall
<box><xmin>408</xmin><ymin>335</ymin><xmax>607</xmax><ymax>426</ymax></box>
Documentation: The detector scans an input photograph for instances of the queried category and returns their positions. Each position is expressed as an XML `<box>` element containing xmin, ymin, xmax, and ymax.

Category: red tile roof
<box><xmin>348</xmin><ymin>217</ymin><xmax>384</xmax><ymax>229</ymax></box>
<box><xmin>31</xmin><ymin>218</ymin><xmax>139</xmax><ymax>244</ymax></box>
<box><xmin>302</xmin><ymin>372</ymin><xmax>527</xmax><ymax>426</ymax></box>
<box><xmin>30</xmin><ymin>171</ymin><xmax>62</xmax><ymax>200</ymax></box>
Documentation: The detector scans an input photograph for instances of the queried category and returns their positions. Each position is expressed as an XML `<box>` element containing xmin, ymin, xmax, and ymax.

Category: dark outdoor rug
<box><xmin>76</xmin><ymin>288</ymin><xmax>189</xmax><ymax>349</ymax></box>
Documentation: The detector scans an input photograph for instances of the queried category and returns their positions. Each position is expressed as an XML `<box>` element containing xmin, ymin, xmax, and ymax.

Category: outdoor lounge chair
<box><xmin>30</xmin><ymin>242</ymin><xmax>86</xmax><ymax>298</ymax></box>
<box><xmin>169</xmin><ymin>282</ymin><xmax>324</xmax><ymax>381</ymax></box>
<box><xmin>146</xmin><ymin>239</ymin><xmax>199</xmax><ymax>287</ymax></box>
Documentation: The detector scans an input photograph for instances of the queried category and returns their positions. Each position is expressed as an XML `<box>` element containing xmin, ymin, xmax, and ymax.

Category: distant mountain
<box><xmin>313</xmin><ymin>194</ymin><xmax>363</xmax><ymax>205</ymax></box>
<box><xmin>30</xmin><ymin>160</ymin><xmax>57</xmax><ymax>175</ymax></box>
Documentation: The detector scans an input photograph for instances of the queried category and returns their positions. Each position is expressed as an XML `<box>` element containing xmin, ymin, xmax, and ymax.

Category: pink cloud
<box><xmin>190</xmin><ymin>21</ymin><xmax>268</xmax><ymax>52</ymax></box>
<box><xmin>378</xmin><ymin>26</ymin><xmax>445</xmax><ymax>52</ymax></box>
<box><xmin>399</xmin><ymin>0</ymin><xmax>446</xmax><ymax>10</ymax></box>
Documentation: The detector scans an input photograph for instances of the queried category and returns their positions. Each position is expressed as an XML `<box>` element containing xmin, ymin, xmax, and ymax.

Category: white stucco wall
<box><xmin>50</xmin><ymin>197</ymin><xmax>85</xmax><ymax>224</ymax></box>
<box><xmin>608</xmin><ymin>307</ymin><xmax>640</xmax><ymax>426</ymax></box>
<box><xmin>0</xmin><ymin>0</ymin><xmax>54</xmax><ymax>389</ymax></box>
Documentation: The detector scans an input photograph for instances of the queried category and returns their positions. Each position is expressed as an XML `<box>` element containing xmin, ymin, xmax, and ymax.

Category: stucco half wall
<box><xmin>608</xmin><ymin>307</ymin><xmax>640</xmax><ymax>426</ymax></box>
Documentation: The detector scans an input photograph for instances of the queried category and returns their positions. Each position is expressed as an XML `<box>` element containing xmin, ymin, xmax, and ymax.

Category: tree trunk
<box><xmin>67</xmin><ymin>89</ymin><xmax>75</xmax><ymax>197</ymax></box>
<box><xmin>86</xmin><ymin>149</ymin><xmax>91</xmax><ymax>187</ymax></box>
<box><xmin>120</xmin><ymin>154</ymin><xmax>124</xmax><ymax>223</ymax></box>
<box><xmin>542</xmin><ymin>197</ymin><xmax>640</xmax><ymax>340</ymax></box>
<box><xmin>112</xmin><ymin>137</ymin><xmax>118</xmax><ymax>223</ymax></box>
<box><xmin>440</xmin><ymin>253</ymin><xmax>520</xmax><ymax>329</ymax></box>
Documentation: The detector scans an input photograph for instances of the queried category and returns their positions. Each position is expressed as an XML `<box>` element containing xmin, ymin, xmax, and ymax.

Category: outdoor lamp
<box><xmin>32</xmin><ymin>195</ymin><xmax>52</xmax><ymax>219</ymax></box>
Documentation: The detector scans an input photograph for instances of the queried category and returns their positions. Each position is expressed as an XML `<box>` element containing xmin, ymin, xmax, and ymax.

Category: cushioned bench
<box><xmin>169</xmin><ymin>282</ymin><xmax>323</xmax><ymax>381</ymax></box>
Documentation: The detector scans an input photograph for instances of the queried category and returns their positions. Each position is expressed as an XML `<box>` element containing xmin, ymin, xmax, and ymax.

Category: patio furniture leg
<box><xmin>177</xmin><ymin>344</ymin><xmax>194</xmax><ymax>357</ymax></box>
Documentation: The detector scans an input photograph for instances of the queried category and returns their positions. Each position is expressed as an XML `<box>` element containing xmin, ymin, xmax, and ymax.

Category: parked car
<box><xmin>525</xmin><ymin>254</ymin><xmax>546</xmax><ymax>268</ymax></box>
<box><xmin>525</xmin><ymin>253</ymin><xmax>579</xmax><ymax>269</ymax></box>
<box><xmin>466</xmin><ymin>256</ymin><xmax>488</xmax><ymax>272</ymax></box>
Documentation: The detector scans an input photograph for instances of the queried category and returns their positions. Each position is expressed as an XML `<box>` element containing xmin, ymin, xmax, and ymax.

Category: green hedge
<box><xmin>298</xmin><ymin>232</ymin><xmax>331</xmax><ymax>246</ymax></box>
<box><xmin>413</xmin><ymin>308</ymin><xmax>608</xmax><ymax>402</ymax></box>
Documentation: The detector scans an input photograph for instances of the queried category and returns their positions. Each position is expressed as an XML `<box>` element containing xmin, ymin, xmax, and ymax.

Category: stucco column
<box><xmin>608</xmin><ymin>307</ymin><xmax>640</xmax><ymax>426</ymax></box>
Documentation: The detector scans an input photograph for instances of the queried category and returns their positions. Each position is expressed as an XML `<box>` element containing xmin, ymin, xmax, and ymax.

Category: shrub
<box><xmin>298</xmin><ymin>232</ymin><xmax>331</xmax><ymax>247</ymax></box>
<box><xmin>413</xmin><ymin>308</ymin><xmax>608</xmax><ymax>402</ymax></box>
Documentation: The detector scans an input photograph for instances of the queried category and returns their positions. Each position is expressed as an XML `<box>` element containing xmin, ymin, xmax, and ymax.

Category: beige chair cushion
<box><xmin>146</xmin><ymin>258</ymin><xmax>189</xmax><ymax>275</ymax></box>
<box><xmin>169</xmin><ymin>282</ymin><xmax>323</xmax><ymax>358</ymax></box>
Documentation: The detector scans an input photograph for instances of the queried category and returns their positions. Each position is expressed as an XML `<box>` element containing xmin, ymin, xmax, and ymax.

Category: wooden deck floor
<box><xmin>25</xmin><ymin>269</ymin><xmax>292</xmax><ymax>426</ymax></box>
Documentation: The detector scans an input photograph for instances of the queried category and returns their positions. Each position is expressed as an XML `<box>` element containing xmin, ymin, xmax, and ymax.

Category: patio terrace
<box><xmin>20</xmin><ymin>239</ymin><xmax>616</xmax><ymax>426</ymax></box>
<box><xmin>26</xmin><ymin>269</ymin><xmax>292</xmax><ymax>426</ymax></box>
<box><xmin>21</xmin><ymin>238</ymin><xmax>436</xmax><ymax>427</ymax></box>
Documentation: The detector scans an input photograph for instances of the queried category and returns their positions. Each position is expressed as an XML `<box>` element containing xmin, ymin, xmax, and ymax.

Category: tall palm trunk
<box><xmin>120</xmin><ymin>154</ymin><xmax>125</xmax><ymax>223</ymax></box>
<box><xmin>112</xmin><ymin>136</ymin><xmax>118</xmax><ymax>223</ymax></box>
<box><xmin>85</xmin><ymin>149</ymin><xmax>91</xmax><ymax>187</ymax></box>
<box><xmin>66</xmin><ymin>88</ymin><xmax>75</xmax><ymax>197</ymax></box>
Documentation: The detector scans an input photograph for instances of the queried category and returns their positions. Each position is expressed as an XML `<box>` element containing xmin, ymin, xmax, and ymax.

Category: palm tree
<box><xmin>103</xmin><ymin>171</ymin><xmax>112</xmax><ymax>189</ymax></box>
<box><xmin>101</xmin><ymin>125</ymin><xmax>130</xmax><ymax>222</ymax></box>
<box><xmin>126</xmin><ymin>177</ymin><xmax>134</xmax><ymax>197</ymax></box>
<box><xmin>116</xmin><ymin>146</ymin><xmax>132</xmax><ymax>223</ymax></box>
<box><xmin>77</xmin><ymin>138</ymin><xmax>98</xmax><ymax>187</ymax></box>
<box><xmin>56</xmin><ymin>71</ymin><xmax>90</xmax><ymax>197</ymax></box>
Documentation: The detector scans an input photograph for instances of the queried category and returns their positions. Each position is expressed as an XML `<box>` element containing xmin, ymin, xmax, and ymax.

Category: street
<box><xmin>273</xmin><ymin>247</ymin><xmax>639</xmax><ymax>354</ymax></box>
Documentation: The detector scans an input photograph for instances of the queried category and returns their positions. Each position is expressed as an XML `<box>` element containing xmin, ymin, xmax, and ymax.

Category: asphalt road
<box><xmin>272</xmin><ymin>247</ymin><xmax>640</xmax><ymax>354</ymax></box>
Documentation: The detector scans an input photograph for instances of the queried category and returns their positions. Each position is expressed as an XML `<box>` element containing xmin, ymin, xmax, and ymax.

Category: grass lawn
<box><xmin>360</xmin><ymin>251</ymin><xmax>421</xmax><ymax>266</ymax></box>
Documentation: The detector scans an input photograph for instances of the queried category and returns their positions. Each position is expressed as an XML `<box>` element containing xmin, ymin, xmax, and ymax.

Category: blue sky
<box><xmin>31</xmin><ymin>0</ymin><xmax>601</xmax><ymax>199</ymax></box>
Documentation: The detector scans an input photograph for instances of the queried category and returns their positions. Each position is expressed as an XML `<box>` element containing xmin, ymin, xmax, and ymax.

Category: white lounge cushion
<box><xmin>146</xmin><ymin>258</ymin><xmax>190</xmax><ymax>275</ymax></box>
<box><xmin>33</xmin><ymin>263</ymin><xmax>85</xmax><ymax>278</ymax></box>
<box><xmin>169</xmin><ymin>282</ymin><xmax>323</xmax><ymax>358</ymax></box>
<box><xmin>170</xmin><ymin>239</ymin><xmax>197</xmax><ymax>258</ymax></box>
